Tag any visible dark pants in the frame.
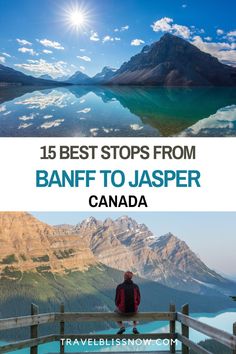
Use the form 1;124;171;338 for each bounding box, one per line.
115;308;138;327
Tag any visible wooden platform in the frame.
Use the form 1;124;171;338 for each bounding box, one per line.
1;305;236;354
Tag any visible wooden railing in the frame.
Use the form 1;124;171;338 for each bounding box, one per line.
0;304;235;354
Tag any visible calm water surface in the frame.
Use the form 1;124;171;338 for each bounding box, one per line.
1;310;235;353
0;86;236;137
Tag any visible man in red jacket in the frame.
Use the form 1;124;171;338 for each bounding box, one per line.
115;271;141;334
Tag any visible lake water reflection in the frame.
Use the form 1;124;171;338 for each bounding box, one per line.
0;86;236;137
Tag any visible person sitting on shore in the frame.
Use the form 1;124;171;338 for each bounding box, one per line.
115;271;141;334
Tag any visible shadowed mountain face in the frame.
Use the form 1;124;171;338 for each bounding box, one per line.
109;34;236;86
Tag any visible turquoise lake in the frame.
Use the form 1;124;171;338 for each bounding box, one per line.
1;310;235;353
0;86;236;137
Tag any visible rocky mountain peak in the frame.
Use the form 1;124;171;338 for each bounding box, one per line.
79;216;101;229
92;66;117;83
102;66;117;73
109;33;236;86
115;215;138;227
0;213;233;296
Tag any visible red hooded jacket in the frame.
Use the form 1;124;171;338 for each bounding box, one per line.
115;279;141;313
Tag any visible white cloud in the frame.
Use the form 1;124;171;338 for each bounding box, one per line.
204;36;212;41
80;49;86;52
131;39;145;46
77;55;91;62
18;123;33;129
103;36;121;43
3;111;12;116
121;25;129;31
227;30;236;37
15;91;72;109
79;66;86;71
77;108;91;113
103;36;113;42
0;56;6;63
17;39;32;46
42;49;53;54
172;24;191;39
2;52;11;58
90;128;99;136
40;119;64;129
0;105;6;112
192;36;236;66
90;31;100;41
14;59;69;78
18;113;36;121
151;17;191;39
179;105;236;137
217;29;224;36
152;17;173;32
130;124;143;131
114;25;129;32
18;47;37;56
38;39;64;50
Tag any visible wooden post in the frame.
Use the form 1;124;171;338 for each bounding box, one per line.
169;304;176;353
181;304;189;354
60;303;65;354
30;303;39;354
233;322;236;354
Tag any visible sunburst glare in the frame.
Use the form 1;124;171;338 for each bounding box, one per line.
63;3;91;32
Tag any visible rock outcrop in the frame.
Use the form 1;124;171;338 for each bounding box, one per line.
0;212;96;275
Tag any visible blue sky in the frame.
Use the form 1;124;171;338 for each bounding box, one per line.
32;212;236;276
0;0;236;78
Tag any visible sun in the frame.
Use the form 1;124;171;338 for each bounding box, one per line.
69;10;86;29
63;3;90;32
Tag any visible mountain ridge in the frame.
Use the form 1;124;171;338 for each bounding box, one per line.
72;215;234;295
0;212;235;297
108;33;236;86
1;34;236;87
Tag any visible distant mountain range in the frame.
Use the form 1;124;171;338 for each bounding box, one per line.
65;66;117;84
0;212;234;340
1;34;236;87
39;74;54;80
0;64;68;87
